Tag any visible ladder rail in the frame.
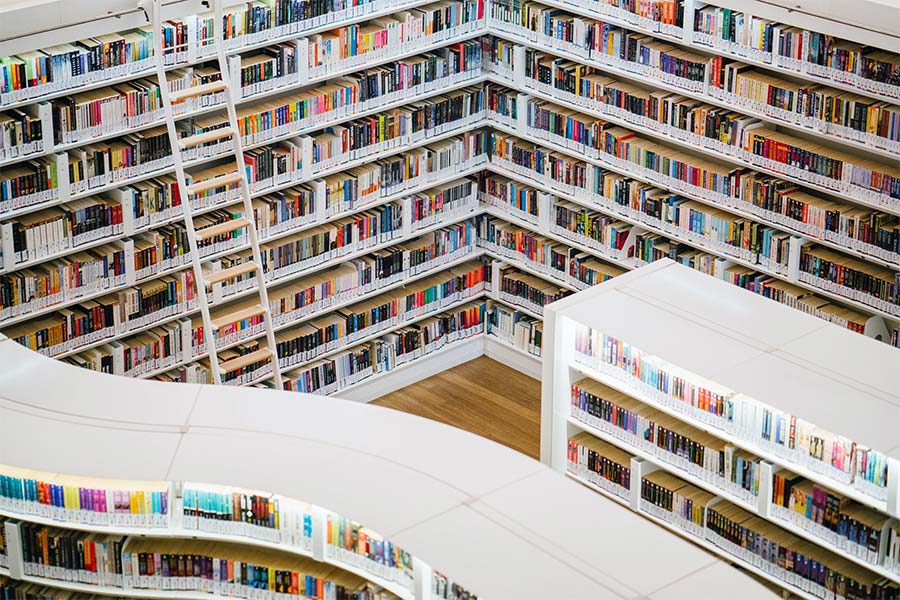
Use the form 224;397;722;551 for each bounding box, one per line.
150;0;224;385
212;0;284;389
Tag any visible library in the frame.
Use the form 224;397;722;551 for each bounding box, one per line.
0;0;897;597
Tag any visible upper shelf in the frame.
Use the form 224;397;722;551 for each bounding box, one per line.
546;259;900;461
0;336;778;600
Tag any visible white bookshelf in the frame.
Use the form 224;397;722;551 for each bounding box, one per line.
541;258;900;599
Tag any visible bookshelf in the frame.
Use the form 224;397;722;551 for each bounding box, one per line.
541;258;900;598
0;332;779;599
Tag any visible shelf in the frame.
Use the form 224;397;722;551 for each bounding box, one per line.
633;502;821;600
487;23;900;206
540;260;900;599
282;288;489;376
566;416;761;515
0;507;314;560
52;209;480;364
0;59;487;223
535;0;900;107
766;508;900;583
570;359;892;516
329;333;485;402
0;0;444;113
489;119;900;324
503;75;900;269
0;158;487;330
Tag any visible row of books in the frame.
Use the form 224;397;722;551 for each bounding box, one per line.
572;324;892;501
478;172;539;224
566;427;900;587
488;3;900;168
0;85;485;218
280;298;487;394
0;37;481;179
326;515;413;587
523;44;900;181
181;484;312;548
771;471;889;567
496;264;571;316
692;3;776;62
0;140;487;353
307;1;485;72
0;0;443;104
0;467;167;528
490;0;899;101
567;432;633;503
703;495;899;598
498;98;900;317
487;132;887;337
571;378;763;505
485;299;542;356
477;215;626;291
49;68;221;146
0;105;47;162
1;199;126;268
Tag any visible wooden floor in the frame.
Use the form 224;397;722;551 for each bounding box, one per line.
372;356;542;459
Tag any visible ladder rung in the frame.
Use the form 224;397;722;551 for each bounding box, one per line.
204;261;259;285
194;217;251;240
211;304;267;330
169;81;229;102
187;172;244;195
219;348;274;372
179;127;235;149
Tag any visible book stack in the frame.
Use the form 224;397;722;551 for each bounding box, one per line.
181;483;312;548
0;465;169;527
326;514;414;590
486;300;542;356
567;432;632;503
122;537;392;598
19;523;124;587
433;572;477;600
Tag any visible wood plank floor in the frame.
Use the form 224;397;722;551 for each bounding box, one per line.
371;356;542;459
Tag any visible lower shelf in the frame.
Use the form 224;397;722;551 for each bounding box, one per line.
483;333;542;380
331;334;487;403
